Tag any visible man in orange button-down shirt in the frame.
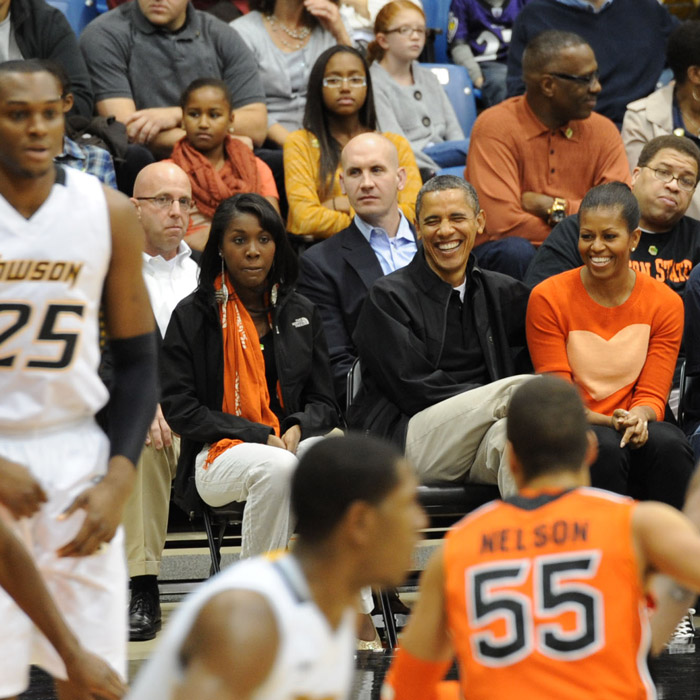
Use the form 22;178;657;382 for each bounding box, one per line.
465;29;630;279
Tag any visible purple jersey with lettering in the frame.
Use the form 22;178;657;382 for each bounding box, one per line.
448;0;528;63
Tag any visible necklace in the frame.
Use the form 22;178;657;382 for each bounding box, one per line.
265;13;310;50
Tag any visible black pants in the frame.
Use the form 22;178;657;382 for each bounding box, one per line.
590;422;694;509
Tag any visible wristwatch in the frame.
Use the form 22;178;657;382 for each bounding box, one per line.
547;197;567;227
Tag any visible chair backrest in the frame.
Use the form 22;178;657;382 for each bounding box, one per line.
422;0;452;63
423;63;478;139
46;0;98;35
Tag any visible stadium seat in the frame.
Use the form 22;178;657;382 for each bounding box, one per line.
423;63;478;139
46;0;98;35
422;0;452;63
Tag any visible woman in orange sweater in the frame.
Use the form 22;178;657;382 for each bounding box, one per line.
526;182;693;508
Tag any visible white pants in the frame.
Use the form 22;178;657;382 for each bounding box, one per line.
0;420;127;696
195;438;322;559
405;375;534;497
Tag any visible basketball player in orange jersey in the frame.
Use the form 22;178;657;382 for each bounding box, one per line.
384;375;700;700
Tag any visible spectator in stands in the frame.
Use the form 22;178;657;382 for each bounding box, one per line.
161;193;340;559
171;78;279;252
448;0;527;107
297;132;417;406
368;1;467;175
125;162;199;643
348;175;532;496
284;45;421;239
526;135;700;294
465;30;630;280
622;21;700;221
506;0;677;127
79;0;267;156
526;182;693;508
340;0;422;44
231;0;351;148
1;0;93;118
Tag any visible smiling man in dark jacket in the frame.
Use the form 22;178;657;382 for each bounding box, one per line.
349;175;532;495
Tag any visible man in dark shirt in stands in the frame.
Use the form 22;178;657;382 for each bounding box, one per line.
526;135;700;296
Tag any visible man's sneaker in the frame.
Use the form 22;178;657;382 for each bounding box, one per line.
666;608;696;654
129;588;162;642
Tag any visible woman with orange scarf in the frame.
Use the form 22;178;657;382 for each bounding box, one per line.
171;79;280;252
160;194;339;558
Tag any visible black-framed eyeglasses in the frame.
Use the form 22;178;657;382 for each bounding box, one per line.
643;166;697;192
136;195;193;212
384;25;426;37
322;76;367;89
549;70;600;88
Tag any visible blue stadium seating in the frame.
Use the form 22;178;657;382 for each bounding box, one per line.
46;0;98;35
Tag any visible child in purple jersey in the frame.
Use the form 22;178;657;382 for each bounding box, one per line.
448;0;528;106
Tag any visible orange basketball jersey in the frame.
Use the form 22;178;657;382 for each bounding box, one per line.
443;488;655;700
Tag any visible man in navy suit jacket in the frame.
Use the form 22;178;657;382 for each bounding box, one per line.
297;133;418;408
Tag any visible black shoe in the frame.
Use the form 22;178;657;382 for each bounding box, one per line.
129;588;162;642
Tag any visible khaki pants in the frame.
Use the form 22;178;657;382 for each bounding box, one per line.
405;375;534;497
123;437;179;578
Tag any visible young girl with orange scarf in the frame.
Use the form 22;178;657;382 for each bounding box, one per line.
171;79;280;251
160;194;339;558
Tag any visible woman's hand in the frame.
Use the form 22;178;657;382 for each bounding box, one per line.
304;0;351;44
613;408;650;449
281;425;302;454
267;434;286;449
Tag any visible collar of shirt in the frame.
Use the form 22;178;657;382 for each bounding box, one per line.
57;136;86;162
554;0;614;12
142;240;194;271
453;279;467;303
132;0;198;38
354;210;413;244
520;95;581;142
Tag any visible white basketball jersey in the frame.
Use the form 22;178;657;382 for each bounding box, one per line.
0;167;111;432
128;555;356;700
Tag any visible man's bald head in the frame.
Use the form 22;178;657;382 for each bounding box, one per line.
131;162;192;261
339;133;406;229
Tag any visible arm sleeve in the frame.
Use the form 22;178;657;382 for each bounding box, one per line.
255;158;279;198
216;25;266;108
631;291;684;420
354;283;485;416
525;284;574;382
438;83;466;141
465;116;550;243
79;20;134;102
524;215;582;287
451;42;483;87
620;107;649;175
297;252;356;404
280;305;341;436
590;121;633;189
372;82;408;139
160;306;273;445
393;134;421;225
284;131;352;236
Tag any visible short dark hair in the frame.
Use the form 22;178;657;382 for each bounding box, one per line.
180;78;232;111
637;134;700;183
292;434;403;545
579;182;640;232
198;193;298;302
0;59;64;95
522;30;589;77
416;175;479;220
303;46;377;200
507;376;589;481
667;20;700;86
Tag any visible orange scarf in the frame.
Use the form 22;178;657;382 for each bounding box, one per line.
171;135;261;219
205;273;280;468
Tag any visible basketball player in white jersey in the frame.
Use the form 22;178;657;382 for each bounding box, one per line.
0;59;157;698
127;434;427;700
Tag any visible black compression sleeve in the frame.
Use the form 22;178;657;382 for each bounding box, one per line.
107;331;158;465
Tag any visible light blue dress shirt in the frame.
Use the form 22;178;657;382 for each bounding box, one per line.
354;211;417;276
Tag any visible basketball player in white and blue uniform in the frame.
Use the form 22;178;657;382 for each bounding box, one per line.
0;60;157;699
128;435;427;700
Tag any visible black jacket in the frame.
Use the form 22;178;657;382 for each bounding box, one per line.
12;0;94;118
161;287;340;515
348;249;531;446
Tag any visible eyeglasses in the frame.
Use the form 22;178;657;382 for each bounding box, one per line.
322;76;367;89
643;166;697;192
384;25;426;37
549;70;600;88
136;195;193;212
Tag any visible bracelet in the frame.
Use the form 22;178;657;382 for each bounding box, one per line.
332;197;336;211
